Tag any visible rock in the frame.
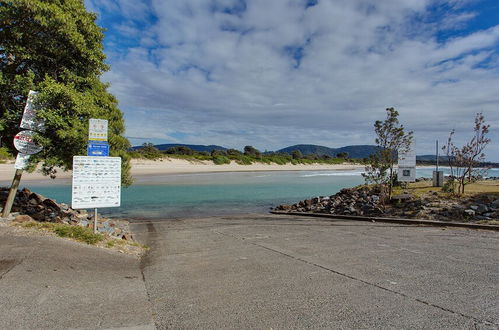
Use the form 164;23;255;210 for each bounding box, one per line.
122;233;133;241
13;215;34;223
42;198;61;212
28;192;44;205
476;204;489;214
470;205;479;211
392;194;412;202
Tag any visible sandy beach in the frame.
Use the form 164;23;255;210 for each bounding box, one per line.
0;158;364;183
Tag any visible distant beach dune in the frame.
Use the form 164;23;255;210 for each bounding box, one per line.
0;158;364;183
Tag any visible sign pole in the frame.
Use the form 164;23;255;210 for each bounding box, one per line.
94;208;98;234
2;169;23;218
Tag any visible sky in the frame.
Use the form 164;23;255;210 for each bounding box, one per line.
84;0;499;160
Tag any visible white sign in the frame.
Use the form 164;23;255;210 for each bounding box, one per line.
72;156;121;209
20;90;45;132
89;119;108;141
398;140;416;167
398;140;416;183
14;153;30;170
13;130;43;155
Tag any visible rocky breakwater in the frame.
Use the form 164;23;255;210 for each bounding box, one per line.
273;185;499;223
0;187;134;240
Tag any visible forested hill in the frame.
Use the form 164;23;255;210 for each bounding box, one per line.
131;143;227;152
276;144;380;159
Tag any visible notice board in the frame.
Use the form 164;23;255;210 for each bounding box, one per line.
72;156;121;209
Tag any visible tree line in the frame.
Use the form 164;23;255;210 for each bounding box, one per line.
130;144;354;165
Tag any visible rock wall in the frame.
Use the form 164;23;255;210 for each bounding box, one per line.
0;188;133;240
273;185;499;222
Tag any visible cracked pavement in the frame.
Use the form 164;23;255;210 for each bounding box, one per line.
132;214;499;329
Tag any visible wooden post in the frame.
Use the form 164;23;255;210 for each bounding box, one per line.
2;169;23;218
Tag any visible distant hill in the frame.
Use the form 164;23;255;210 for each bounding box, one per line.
276;144;380;159
416;155;451;162
132;143;227;152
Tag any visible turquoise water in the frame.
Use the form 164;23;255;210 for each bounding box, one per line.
9;167;499;219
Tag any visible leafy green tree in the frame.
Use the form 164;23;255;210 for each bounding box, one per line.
291;150;303;159
243;145;261;158
138;143;163;159
363;108;413;200
336;152;348;159
0;0;132;185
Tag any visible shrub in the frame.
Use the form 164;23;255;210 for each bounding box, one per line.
212;155;231;165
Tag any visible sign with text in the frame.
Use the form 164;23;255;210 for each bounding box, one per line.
88;119;108;141
87;141;109;157
20;90;45;132
13;130;43;155
71;156;121;209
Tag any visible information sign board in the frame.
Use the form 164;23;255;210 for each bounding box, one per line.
13;130;43;155
89;119;108;141
20;90;45;132
71;156;121;209
87;141;109;157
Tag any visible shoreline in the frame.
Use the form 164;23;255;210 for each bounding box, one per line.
0;158;364;183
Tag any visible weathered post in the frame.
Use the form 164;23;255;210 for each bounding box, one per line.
2;169;23;218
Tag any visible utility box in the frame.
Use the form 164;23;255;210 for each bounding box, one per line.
433;171;444;187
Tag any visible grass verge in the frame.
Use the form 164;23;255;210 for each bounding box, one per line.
20;222;104;245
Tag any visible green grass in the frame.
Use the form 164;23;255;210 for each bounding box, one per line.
20;222;104;245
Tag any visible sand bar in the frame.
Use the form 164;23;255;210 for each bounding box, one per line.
0;158;364;183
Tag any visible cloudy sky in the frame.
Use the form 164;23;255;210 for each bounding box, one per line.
85;0;499;160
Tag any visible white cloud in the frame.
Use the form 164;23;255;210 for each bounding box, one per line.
92;0;499;160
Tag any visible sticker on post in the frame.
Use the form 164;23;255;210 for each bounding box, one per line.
20;90;45;132
87;141;109;156
88;119;108;141
14;153;30;170
13;130;43;155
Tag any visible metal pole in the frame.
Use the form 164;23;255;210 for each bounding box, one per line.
94;208;98;234
2;169;23;218
436;140;439;172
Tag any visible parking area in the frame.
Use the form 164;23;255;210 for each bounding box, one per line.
132;214;499;329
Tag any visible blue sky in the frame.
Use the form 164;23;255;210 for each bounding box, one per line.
85;0;499;160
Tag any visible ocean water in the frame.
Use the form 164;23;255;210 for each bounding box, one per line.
10;167;499;219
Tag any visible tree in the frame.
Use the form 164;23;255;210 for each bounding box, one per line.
336;152;349;159
291;150;303;159
139;143;163;159
243;145;261;158
442;113;490;194
363;108;413;201
0;0;132;185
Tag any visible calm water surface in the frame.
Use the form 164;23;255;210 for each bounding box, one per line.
10;167;499;219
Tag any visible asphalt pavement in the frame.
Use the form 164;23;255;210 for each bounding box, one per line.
131;214;499;329
0;225;155;329
2;214;498;329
